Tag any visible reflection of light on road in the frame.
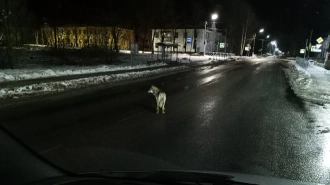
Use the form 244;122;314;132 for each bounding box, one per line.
203;76;216;84
310;104;330;170
197;65;227;75
322;135;330;168
195;98;216;127
198;75;221;86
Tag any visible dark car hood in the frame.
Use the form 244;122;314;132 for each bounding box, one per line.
41;147;324;185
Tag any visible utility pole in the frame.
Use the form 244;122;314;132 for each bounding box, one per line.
258;39;265;55
224;29;227;53
307;29;313;59
304;39;308;60
325;35;330;63
252;33;256;57
203;21;207;56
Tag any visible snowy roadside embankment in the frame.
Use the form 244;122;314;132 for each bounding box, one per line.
0;63;166;83
0;66;188;100
284;60;330;103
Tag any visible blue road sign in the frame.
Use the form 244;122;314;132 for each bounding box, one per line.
187;36;192;44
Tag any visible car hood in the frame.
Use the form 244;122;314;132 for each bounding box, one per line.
43;147;324;185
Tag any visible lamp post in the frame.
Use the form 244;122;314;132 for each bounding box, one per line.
252;28;264;57
211;13;218;53
258;35;270;56
203;13;218;56
203;21;207;56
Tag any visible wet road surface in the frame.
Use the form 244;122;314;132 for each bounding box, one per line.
1;59;329;184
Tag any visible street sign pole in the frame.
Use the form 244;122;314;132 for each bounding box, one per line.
308;29;313;59
304;39;308;60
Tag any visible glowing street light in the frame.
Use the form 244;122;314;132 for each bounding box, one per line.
267;35;270;39
211;13;218;20
204;13;219;56
253;28;265;56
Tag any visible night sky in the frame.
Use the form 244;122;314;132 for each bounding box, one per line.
248;0;330;51
28;0;330;52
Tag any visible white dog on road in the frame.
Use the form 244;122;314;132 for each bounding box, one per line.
148;85;166;114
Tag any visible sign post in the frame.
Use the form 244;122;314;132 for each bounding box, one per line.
311;45;322;52
317;37;324;44
220;43;225;48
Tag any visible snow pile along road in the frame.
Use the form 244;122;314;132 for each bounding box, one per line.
0;63;166;83
285;60;330;103
0;66;188;100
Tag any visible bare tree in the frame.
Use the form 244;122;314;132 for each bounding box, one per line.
223;0;259;55
0;0;32;68
111;27;122;52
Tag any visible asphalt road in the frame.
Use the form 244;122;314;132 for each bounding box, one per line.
1;59;329;184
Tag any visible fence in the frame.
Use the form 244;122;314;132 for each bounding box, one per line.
207;52;235;60
296;57;309;69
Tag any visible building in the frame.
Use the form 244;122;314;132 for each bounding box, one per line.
151;26;225;54
35;25;134;49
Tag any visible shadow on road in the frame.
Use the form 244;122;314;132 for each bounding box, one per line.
285;87;305;110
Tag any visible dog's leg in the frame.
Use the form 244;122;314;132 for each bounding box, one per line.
162;97;166;114
156;100;160;114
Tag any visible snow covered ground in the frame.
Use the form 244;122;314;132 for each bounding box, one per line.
285;60;330;103
0;62;166;83
0;47;237;100
0;51;236;83
0;66;189;100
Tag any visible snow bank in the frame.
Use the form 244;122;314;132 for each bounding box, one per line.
0;66;188;100
0;63;166;83
285;60;330;103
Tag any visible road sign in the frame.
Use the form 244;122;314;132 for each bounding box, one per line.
220;43;225;48
316;44;322;49
245;44;251;51
300;49;305;54
317;37;324;44
311;45;321;52
186;36;192;44
130;42;138;54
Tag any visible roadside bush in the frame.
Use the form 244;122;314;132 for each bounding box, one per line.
75;46;118;65
45;46;118;66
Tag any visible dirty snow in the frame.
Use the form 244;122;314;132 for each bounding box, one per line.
285;60;330;103
0;66;189;99
0;63;166;83
0;51;237;83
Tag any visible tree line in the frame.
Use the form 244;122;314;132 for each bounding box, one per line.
1;0;261;69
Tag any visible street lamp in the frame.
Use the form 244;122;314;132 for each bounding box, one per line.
259;35;270;56
203;21;208;56
211;13;218;52
252;28;265;57
211;13;218;20
204;13;218;56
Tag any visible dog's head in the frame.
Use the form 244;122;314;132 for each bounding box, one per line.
148;85;157;94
